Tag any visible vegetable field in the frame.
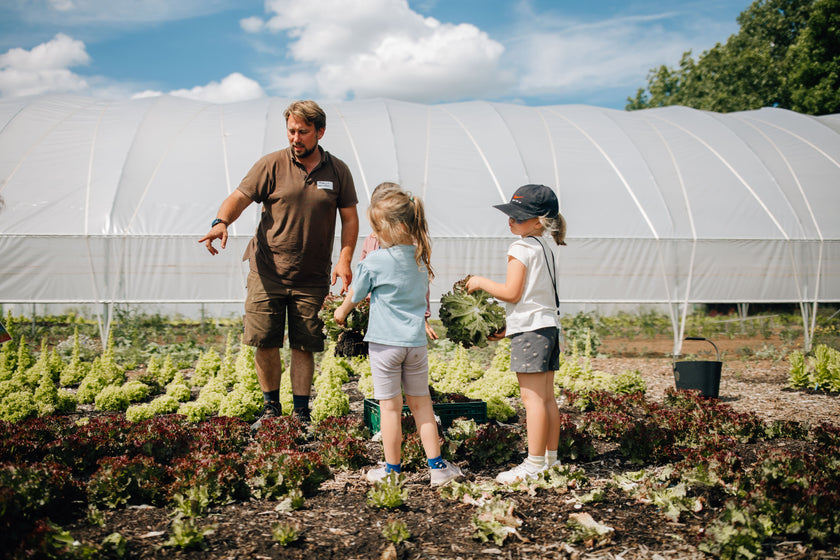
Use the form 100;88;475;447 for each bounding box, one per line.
1;308;839;559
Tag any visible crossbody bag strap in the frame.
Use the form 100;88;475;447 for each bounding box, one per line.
529;236;559;308
529;236;565;348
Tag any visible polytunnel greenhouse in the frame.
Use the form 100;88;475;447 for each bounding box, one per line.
1;94;839;351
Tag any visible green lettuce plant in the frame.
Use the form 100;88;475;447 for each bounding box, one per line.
170;486;211;518
566;511;613;547
76;334;125;404
366;472;408;508
34;369;76;417
164;371;191;402
439;276;505;348
272;521;301;546
471;496;520;545
382;519;410;544
563;312;602;356
164;514;216;551
311;376;350;422
319;294;370;357
177;400;213;423
189;348;221;388
94;385;130;412
0;390;38;422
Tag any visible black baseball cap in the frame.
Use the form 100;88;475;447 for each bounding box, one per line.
493;184;559;221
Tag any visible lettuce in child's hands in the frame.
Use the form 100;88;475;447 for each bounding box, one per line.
319;294;369;357
439;276;505;348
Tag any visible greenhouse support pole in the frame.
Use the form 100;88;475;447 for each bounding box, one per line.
737;303;749;335
800;301;816;353
99;303;111;344
669;302;685;356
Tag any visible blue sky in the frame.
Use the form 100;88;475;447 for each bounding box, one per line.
0;0;750;109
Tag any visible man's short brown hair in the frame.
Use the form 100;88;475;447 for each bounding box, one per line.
284;100;326;130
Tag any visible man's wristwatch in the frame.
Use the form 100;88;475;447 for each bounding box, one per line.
211;218;227;228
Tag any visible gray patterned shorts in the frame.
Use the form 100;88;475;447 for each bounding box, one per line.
509;326;561;373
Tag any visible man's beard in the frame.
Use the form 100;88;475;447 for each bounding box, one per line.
293;142;318;160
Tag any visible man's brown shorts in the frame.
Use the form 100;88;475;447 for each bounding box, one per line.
243;270;329;352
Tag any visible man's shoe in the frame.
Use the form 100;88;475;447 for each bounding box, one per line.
251;401;281;431
430;460;464;487
292;407;311;424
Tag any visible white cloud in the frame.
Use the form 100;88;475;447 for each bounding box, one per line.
0;0;744;106
508;10;737;101
48;0;76;11
319;23;508;102
133;72;266;103
0;32;89;70
10;0;240;25
252;0;509;103
239;16;264;33
0;33;90;97
264;70;320;100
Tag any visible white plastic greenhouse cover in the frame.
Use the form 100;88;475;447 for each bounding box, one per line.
1;94;839;349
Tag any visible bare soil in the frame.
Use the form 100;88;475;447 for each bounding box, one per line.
66;334;840;560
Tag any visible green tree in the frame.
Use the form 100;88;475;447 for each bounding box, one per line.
788;0;840;113
627;0;839;115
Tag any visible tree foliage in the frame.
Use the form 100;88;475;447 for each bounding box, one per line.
627;0;840;115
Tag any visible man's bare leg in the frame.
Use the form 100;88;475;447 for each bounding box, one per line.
252;346;284;429
290;348;314;420
255;346;283;392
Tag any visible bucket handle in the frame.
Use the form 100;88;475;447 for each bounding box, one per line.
674;336;721;364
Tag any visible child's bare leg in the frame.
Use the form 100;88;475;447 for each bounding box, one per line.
545;370;560;452
517;372;550;456
405;394;441;459
379;395;404;465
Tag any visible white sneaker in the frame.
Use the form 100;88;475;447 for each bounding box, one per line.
366;465;400;484
495;460;545;484
429;460;464;487
545;459;562;469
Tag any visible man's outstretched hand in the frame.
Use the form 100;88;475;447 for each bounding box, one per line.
199;223;228;255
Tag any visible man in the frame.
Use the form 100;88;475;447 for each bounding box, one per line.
199;100;359;428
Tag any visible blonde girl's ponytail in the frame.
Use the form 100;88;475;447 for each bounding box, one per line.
367;187;435;279
407;193;434;280
553;212;567;246
539;212;567;246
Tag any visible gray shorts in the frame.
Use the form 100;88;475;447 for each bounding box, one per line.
509;326;561;373
368;343;430;400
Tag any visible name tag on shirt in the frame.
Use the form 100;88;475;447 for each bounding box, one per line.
316;181;334;190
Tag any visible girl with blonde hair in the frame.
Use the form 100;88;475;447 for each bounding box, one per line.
335;184;462;486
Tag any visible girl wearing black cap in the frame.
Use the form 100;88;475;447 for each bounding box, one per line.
466;184;566;484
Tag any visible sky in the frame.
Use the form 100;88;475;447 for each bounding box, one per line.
0;0;751;110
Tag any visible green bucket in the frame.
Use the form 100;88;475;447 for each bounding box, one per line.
673;337;722;399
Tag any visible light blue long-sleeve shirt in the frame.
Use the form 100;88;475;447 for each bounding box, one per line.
350;244;429;347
